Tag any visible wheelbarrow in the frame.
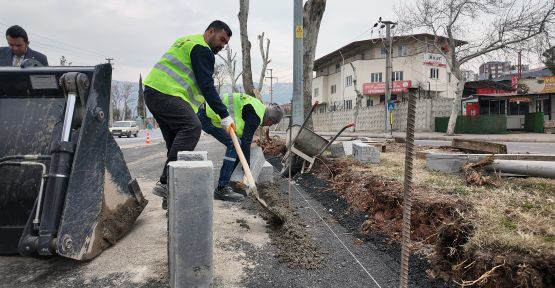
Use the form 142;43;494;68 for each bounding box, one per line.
281;123;354;176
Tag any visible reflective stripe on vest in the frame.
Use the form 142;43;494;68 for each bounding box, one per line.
153;63;201;109
205;93;266;137
228;93;235;119
144;34;209;112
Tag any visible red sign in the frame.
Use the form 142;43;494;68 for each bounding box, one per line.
363;80;412;95
511;75;519;88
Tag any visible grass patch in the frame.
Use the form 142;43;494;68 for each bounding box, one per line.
375;150;555;256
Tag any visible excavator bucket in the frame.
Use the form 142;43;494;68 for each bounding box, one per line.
0;64;147;260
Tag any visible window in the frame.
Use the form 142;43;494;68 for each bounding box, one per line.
331;84;336;94
335;64;341;73
392;71;403;81
380;47;387;56
379;95;385;103
345;100;353;109
367;99;373;107
430;68;439;79
314;88;319;98
371;72;383;83
448;72;452;82
345;75;353;87
508;101;529;115
397;45;407;56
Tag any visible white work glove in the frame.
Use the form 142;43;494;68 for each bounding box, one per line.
221;116;235;132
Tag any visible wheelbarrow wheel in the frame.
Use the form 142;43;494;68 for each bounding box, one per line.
280;155;304;178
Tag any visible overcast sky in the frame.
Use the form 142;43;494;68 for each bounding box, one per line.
0;0;403;82
0;0;542;83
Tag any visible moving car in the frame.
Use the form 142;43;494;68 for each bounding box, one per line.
110;121;139;138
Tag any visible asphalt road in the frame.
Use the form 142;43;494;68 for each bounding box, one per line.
415;139;555;154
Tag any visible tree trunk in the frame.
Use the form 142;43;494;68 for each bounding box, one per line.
302;0;327;129
238;0;255;96
446;78;465;135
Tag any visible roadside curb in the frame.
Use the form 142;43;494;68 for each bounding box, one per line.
271;131;555;143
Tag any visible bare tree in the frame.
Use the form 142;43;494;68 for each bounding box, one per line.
213;63;228;94
111;82;124;121
218;46;242;92
238;0;255;96
543;46;555;74
257;32;271;99
349;63;364;132
398;0;555;135
120;82;134;120
303;0;327;127
111;81;135;121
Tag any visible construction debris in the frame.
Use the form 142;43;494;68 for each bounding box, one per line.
452;138;507;154
461;156;498;187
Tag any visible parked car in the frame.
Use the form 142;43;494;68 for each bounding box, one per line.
109;121;139;138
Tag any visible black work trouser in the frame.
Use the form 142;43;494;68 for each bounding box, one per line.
144;87;202;184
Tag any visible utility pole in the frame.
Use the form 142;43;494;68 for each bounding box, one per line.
265;68;278;103
381;19;396;132
292;0;304;125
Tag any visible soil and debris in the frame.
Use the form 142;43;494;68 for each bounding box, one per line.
277;140;555;288
255;136;286;156
460;156;499;187
241;183;327;269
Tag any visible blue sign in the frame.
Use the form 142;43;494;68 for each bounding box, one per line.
387;101;395;111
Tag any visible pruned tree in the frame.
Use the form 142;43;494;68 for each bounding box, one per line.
397;0;555;135
543;46;555;74
213;63;227;94
257;32;271;99
349;63;364;132
303;0;327;128
238;0;255;96
218;46;242;92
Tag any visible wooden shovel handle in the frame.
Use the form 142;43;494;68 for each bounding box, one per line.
227;127;257;192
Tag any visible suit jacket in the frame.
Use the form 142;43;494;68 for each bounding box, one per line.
0;47;48;66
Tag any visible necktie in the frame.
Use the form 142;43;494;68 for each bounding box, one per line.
14;56;22;67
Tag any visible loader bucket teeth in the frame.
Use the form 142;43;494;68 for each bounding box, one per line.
0;64;147;260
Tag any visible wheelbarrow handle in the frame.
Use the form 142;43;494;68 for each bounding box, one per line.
318;122;356;156
287;101;319;152
298;101;319;131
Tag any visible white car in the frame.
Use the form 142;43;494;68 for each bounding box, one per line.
110;121;139;138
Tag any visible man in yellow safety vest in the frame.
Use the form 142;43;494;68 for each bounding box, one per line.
198;93;283;202
143;20;235;199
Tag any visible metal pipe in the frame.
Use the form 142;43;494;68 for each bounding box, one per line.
487;160;555;178
0;155;51;163
61;92;77;142
292;0;304;125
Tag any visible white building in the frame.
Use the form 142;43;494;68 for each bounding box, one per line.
312;34;464;112
461;70;478;82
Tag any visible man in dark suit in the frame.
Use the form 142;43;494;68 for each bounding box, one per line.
0;25;48;67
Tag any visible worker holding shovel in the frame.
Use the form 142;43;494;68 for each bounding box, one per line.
198;93;283;202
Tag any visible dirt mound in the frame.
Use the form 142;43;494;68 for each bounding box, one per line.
309;157;554;287
255;136;286;156
241;183;327;269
